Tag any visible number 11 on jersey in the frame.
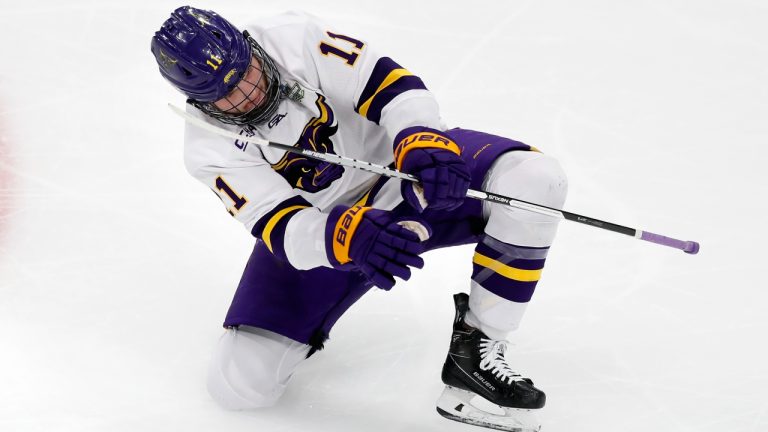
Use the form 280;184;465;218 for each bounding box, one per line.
319;31;365;66
215;176;248;216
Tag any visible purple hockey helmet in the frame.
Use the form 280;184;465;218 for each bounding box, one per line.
151;6;282;125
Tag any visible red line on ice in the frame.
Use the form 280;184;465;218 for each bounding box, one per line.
0;109;12;244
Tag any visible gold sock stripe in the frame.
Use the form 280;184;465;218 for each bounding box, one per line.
262;205;309;253
472;252;542;282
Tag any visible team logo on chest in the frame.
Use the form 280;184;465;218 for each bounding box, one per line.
270;95;344;192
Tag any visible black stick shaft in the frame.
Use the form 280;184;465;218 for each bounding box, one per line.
481;190;636;236
170;103;699;254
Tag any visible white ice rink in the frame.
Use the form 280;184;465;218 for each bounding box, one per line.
1;1;767;431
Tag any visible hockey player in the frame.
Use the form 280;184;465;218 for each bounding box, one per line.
152;7;567;431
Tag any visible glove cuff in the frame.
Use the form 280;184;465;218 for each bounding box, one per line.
393;126;461;171
325;205;372;267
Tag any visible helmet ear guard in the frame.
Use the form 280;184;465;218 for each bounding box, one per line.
151;7;282;126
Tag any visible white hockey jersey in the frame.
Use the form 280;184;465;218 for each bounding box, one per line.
183;11;445;270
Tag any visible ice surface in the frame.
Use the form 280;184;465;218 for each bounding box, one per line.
1;1;767;431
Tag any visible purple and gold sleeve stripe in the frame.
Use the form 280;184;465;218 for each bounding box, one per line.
355;57;427;124
471;236;549;303
251;196;312;260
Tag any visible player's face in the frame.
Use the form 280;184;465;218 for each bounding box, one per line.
212;55;268;115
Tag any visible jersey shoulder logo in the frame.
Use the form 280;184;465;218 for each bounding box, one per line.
270;94;344;192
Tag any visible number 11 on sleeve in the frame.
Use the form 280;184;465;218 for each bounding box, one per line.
215;176;248;216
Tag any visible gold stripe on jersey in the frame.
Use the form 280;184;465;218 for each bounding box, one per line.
357;68;413;118
262;205;309;253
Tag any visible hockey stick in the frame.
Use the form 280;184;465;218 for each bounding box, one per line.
169;103;700;255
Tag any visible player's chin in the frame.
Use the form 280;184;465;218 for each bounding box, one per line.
249;93;266;110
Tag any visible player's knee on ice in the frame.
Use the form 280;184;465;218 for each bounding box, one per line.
483;151;568;247
206;326;309;410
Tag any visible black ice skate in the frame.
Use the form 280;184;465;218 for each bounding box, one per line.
436;293;544;432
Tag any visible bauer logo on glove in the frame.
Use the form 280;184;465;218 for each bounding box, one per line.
332;205;370;262
325;205;429;290
394;127;472;212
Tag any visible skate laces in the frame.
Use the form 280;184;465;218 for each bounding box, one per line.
478;339;523;385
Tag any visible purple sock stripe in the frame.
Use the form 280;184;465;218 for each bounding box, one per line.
473;271;537;303
474;241;504;260
480;234;550;260
472;266;497;288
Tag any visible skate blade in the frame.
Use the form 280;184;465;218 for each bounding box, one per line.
436;386;541;432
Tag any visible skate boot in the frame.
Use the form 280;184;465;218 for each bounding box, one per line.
436;293;544;432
